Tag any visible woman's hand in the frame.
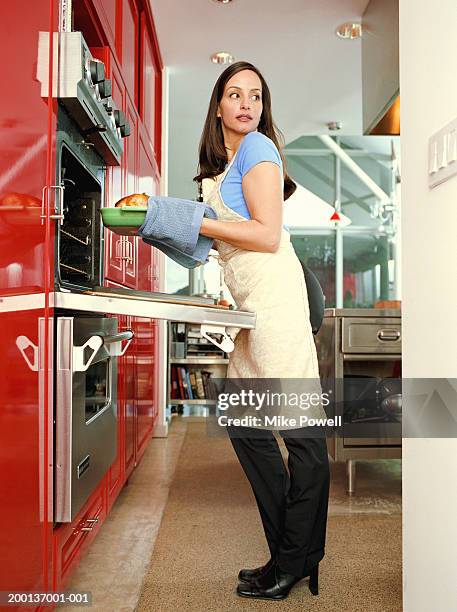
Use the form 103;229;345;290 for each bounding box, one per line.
199;161;283;253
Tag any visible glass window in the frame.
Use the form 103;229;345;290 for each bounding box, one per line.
290;232;336;308
342;231;392;307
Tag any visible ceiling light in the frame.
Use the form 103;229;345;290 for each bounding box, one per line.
327;121;342;131
211;52;235;64
212;0;234;3
335;22;362;39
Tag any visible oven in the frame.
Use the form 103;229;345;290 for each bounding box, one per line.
55;107;105;291
37;30;130;291
315;308;402;494
54;314;133;523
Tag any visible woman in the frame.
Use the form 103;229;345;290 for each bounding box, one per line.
194;61;330;601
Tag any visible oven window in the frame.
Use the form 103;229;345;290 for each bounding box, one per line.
85;359;111;423
343;359;402;424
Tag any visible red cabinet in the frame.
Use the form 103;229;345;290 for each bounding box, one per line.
140;13;160;147
119;0;139;106
124;94;139;288
137;123;160;292
53;480;106;591
104;54;126;285
135;319;157;461
93;0;117;48
0;0;58;598
104;54;140;289
1;0;163;604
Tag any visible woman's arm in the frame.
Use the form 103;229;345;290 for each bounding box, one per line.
199;161;283;253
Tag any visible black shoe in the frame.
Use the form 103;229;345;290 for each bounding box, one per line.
238;557;274;583
237;559;316;600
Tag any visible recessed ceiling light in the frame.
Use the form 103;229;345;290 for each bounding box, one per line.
335;22;362;39
211;52;235;64
212;0;234;4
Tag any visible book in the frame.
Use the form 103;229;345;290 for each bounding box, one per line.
195;370;206;399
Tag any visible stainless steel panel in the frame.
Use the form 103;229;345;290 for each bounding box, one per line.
324;308;401;318
342;317;401;354
54;289;256;329
55;316;119;523
55;318;74;522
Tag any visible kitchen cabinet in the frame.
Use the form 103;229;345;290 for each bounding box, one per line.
119;0;139;107
123;94;139;289
139;12;160;149
53;479;106;591
104;53;141;289
135;318;157;461
104;53;126;285
92;0;117;49
137;122;160;292
1;0;165;605
0;0;58;600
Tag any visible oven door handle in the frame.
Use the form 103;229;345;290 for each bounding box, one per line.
102;329;134;357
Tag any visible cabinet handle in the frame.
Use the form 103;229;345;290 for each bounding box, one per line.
80;516;99;532
120;239;133;263
377;329;401;341
120;237;129;261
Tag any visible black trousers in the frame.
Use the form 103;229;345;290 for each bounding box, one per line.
226;425;330;578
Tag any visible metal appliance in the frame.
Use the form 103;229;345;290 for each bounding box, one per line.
55;314;133;522
37;31;129;164
315;308;402;494
55;106;106;291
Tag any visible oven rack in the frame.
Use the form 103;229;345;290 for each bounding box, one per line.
60;227;90;246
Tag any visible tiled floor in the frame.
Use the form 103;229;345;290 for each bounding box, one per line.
57;415;401;611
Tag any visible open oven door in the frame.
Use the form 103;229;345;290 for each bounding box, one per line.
53;286;256;352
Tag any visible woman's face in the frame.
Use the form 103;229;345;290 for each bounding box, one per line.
217;69;263;136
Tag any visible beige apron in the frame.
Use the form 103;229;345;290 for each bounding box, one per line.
201;151;328;430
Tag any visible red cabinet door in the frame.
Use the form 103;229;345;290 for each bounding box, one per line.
139;14;159;147
119;0;139;106
123;94;139;288
0;0;58;597
92;0;117;48
53;479;106;591
104;54;126;285
135;319;156;460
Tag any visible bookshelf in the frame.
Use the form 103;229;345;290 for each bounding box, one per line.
167;322;229;415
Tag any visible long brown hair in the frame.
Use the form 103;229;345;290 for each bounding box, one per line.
193;61;297;201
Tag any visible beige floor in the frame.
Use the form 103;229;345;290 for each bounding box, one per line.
58;415;402;611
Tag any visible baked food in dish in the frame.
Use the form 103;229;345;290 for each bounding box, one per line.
114;193;149;207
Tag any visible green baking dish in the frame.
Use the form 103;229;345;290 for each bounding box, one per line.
100;206;148;236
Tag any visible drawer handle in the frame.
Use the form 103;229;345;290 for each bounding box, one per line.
377;329;400;341
80;517;99;532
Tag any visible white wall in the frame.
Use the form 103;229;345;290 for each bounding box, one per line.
400;1;457;610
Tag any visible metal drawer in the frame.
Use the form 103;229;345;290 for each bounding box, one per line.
341;317;401;353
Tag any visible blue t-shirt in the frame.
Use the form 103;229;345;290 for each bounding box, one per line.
220;131;283;220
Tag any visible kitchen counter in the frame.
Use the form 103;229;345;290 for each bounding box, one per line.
324;308;401;318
